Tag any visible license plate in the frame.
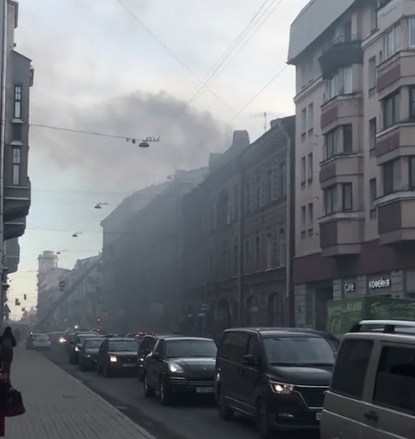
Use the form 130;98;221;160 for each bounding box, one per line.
196;387;214;394
316;412;322;421
123;364;136;368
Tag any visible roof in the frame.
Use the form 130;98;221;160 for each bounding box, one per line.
223;327;332;337
288;0;356;63
159;336;214;342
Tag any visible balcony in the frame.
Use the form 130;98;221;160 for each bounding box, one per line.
4;178;31;222
377;196;415;246
319;215;364;258
321;94;363;132
375;122;415;164
4;217;26;241
319;35;363;80
319;154;363;187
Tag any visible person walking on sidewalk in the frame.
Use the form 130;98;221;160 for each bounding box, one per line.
0;327;16;375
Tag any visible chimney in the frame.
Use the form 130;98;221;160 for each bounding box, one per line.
231;130;249;150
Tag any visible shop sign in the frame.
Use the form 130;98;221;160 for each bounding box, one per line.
368;278;391;290
344;282;356;293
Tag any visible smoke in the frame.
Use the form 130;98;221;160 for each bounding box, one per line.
30;90;232;189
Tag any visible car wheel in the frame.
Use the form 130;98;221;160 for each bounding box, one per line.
159;377;171;406
104;363;112;378
256;399;271;439
218;387;234;420
143;374;155;398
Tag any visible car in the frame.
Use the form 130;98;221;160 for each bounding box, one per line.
97;337;139;377
78;337;105;371
215;327;339;438
48;331;65;345
143;336;217;406
26;332;52;350
321;319;415;439
137;334;180;381
69;332;100;365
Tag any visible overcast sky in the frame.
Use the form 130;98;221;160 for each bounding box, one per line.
8;0;309;320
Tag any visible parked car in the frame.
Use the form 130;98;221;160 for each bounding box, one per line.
78;337;105;371
137;334;180;381
143;336;217;406
97;337;139;377
321;319;415;439
69;332;100;365
215;327;339;438
26;332;52;350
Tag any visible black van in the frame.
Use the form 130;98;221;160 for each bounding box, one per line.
215;328;339;438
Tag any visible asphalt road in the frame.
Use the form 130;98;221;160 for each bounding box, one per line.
40;344;319;439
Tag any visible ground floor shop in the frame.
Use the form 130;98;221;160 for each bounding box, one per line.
293;240;415;330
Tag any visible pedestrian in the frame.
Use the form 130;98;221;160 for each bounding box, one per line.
0;327;16;376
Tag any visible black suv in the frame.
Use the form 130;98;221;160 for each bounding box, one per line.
143;336;217;406
215;328;339;438
97;337;139;377
78;337;105;371
69;332;99;365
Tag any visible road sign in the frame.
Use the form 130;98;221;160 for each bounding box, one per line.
59;281;66;290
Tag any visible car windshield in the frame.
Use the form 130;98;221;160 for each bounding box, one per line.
263;336;337;366
84;339;104;348
35;334;49;341
165;339;217;358
109;340;137;351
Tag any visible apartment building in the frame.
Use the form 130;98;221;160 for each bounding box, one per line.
288;0;415;329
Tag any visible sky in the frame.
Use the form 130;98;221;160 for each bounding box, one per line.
8;0;309;320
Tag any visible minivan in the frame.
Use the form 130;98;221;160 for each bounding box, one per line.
215;327;339;438
321;319;415;439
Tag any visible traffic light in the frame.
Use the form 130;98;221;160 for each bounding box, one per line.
96;317;101;323
24;294;27;300
15;299;18;305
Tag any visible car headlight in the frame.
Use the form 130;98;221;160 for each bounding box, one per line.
168;363;184;374
270;381;295;394
110;355;117;363
86;354;91;358
59;337;66;343
74;346;80;352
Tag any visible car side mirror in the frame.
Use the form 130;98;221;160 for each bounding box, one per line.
242;354;258;367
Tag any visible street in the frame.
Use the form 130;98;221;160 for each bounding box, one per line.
41;344;318;439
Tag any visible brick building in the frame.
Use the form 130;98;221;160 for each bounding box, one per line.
181;118;295;339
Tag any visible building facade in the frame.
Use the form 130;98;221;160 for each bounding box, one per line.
288;0;415;330
181;119;295;339
0;0;33;320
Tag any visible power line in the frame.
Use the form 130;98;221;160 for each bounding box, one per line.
115;0;232;110
228;65;288;123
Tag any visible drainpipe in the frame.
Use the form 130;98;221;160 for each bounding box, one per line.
0;0;9;324
277;119;294;327
237;158;244;327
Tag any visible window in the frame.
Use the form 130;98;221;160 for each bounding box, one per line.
330;339;373;399
410;157;415;190
307;203;313;235
307;153;313;182
255;237;260;270
342;183;352;210
256;177;262;208
244;183;250;214
410;87;415;119
410;17;415;48
12;148;20;186
279;229;286;266
234;185;239;220
279;162;286;196
266;170;272;203
369;56;376;89
234;244;238;275
325;129;338;159
383;92;399;129
267;234;272;269
343;20;352;42
370;178;377;219
383;159;400;195
301;206;306;239
300;157;306;186
325;185;338;215
12;124;22;141
369;118;377;150
326;75;337;101
210;255;214;276
370;3;378;32
307;103;314;131
272;166;278;200
342;66;353;94
301;108;307;134
373;346;415;414
383;24;400;60
343;124;353;153
244;240;250;271
14;85;22;119
325;66;353;101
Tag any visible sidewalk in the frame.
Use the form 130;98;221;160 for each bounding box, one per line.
4;346;156;439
